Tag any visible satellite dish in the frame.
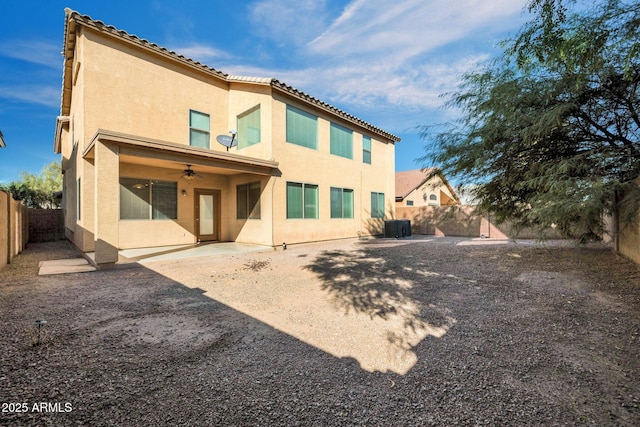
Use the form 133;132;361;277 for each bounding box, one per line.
216;134;237;151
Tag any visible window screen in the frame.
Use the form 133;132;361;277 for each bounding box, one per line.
330;123;353;159
238;106;261;149
286;105;317;149
287;182;318;219
189;110;210;148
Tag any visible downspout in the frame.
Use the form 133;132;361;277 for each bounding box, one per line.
360;170;363;237
271;172;277;247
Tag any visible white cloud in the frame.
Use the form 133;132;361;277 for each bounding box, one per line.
308;0;526;61
247;0;330;46
0;85;60;108
169;43;231;63
219;54;487;133
213;0;529;132
0;40;61;68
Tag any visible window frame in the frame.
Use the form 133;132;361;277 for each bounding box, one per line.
237;181;261;220
286;105;318;150
189;109;210;149
119;177;178;221
237;105;261;149
362;135;372;164
330;187;354;219
286;181;319;219
371;191;385;219
330;122;353;159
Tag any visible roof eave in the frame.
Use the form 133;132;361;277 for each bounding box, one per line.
270;80;401;143
54;115;70;154
84;129;280;175
60;8;76;117
59;9;401;147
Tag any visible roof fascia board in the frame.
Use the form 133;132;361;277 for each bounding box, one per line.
53;116;70;154
84;130;279;173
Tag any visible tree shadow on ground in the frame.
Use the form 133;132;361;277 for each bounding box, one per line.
304;240;459;342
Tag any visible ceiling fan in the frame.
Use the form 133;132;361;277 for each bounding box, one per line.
180;164;199;180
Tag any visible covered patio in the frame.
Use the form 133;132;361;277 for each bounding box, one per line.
80;130;279;266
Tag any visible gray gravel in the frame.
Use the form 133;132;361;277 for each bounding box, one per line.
1;237;639;426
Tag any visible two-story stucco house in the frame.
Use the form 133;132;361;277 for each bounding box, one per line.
54;9;400;266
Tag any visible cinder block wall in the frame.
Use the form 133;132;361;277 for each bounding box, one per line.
395;206;564;239
0;191;8;269
0;190;29;269
616;180;640;264
29;209;65;243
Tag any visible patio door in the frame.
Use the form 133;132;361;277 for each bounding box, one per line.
195;189;220;242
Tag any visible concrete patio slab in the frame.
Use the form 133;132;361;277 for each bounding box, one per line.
118;241;273;264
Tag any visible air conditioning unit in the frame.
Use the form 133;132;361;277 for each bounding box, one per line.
384;220;411;238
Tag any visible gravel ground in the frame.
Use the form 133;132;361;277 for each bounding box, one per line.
1;237;639;426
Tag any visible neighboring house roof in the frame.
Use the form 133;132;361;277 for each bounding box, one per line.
0;130;5;148
395;168;459;202
59;9;401;144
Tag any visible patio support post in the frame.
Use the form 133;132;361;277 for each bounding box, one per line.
94;140;119;265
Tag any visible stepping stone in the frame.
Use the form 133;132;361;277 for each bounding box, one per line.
38;258;97;275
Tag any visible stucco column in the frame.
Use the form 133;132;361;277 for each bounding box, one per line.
94;140;119;265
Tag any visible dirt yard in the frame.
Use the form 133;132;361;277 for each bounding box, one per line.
1;237;639;426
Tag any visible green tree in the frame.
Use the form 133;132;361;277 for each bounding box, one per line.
1;161;63;209
421;0;640;239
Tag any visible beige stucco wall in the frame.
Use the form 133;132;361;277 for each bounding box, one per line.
60;23;397;255
228;83;274;161
81;29;230;153
270;96;396;244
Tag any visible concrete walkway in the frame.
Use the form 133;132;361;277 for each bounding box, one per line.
38;258;97;275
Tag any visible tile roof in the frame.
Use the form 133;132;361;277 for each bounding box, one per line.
395;169;436;199
61;9;401;143
394;167;458;201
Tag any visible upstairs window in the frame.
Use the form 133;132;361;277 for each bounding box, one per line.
362;136;372;164
330;123;353;159
237;106;261;149
189;110;210;148
286;105;317;149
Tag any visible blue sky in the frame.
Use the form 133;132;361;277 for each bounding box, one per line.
0;0;531;183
